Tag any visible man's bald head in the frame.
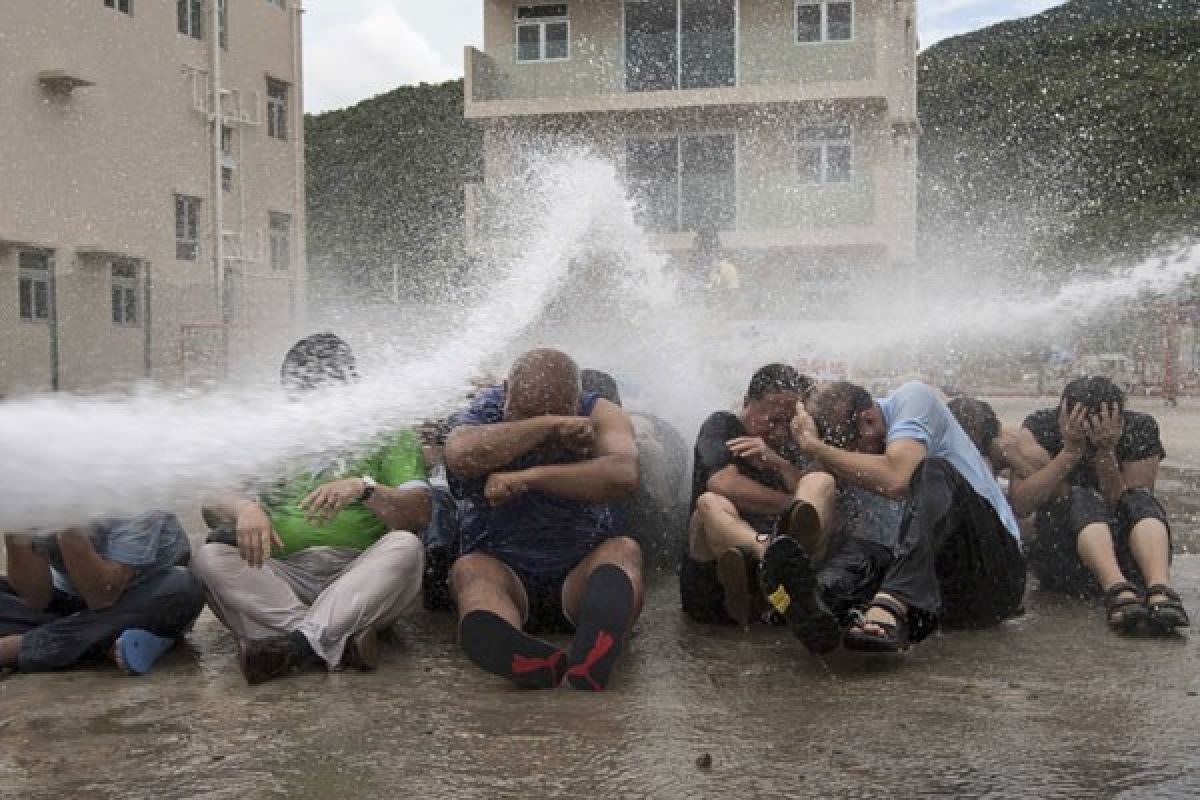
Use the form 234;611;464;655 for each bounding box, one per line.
504;348;582;420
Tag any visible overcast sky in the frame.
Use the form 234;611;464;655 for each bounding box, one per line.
303;0;1068;114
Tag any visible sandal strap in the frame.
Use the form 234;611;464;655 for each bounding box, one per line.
1146;584;1181;603
867;595;908;623
1104;581;1142;601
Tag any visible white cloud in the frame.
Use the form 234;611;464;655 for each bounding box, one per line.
303;0;459;113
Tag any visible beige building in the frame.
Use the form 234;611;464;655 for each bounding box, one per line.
465;0;918;318
0;0;306;394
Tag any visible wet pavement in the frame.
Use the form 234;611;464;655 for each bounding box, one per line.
4;555;1200;799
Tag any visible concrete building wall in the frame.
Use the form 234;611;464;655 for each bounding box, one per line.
0;0;305;395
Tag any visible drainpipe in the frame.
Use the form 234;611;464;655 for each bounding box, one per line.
291;0;307;334
49;252;59;391
210;0;227;371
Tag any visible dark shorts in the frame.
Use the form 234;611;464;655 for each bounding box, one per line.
471;552;586;636
1028;486;1171;597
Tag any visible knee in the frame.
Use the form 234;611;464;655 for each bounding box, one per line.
604;535;643;571
153;567;207;616
189;542;237;584
448;553;493;595
377;531;425;574
695;491;732;520
798;470;836;499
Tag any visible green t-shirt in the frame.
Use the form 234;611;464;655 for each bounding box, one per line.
262;430;426;556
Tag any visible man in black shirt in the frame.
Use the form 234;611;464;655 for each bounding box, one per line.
1011;376;1188;634
681;364;832;627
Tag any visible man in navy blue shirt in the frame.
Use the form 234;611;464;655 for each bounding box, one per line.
446;349;641;691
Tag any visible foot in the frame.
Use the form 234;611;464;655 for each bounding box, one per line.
340;627;379;672
460;610;566;689
113;629;175;675
1145;583;1190;634
0;635;22;669
1104;581;1148;634
716;547;755;628
843;594;910;653
237;634;317;685
759;534;841;654
565;564;636;692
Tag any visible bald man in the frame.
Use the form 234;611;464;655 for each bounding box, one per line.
445;349;642;691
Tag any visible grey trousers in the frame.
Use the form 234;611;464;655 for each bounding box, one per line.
191;532;424;668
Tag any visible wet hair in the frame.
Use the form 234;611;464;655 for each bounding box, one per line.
1061;375;1125;415
808;381;874;449
948;396;1001;455
744;363;814;406
582;369;622;407
280;332;358;391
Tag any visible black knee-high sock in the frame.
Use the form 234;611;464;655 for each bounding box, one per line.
459;610;566;690
566;565;635;692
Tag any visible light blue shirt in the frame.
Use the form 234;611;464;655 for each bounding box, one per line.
877;382;1021;543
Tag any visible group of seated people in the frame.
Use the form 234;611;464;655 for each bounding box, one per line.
0;335;1189;692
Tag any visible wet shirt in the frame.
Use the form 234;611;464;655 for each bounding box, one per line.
1022;408;1165;491
43;511;190;597
878;382;1021;542
262;430;427;556
448;386;614;578
690;411;807;534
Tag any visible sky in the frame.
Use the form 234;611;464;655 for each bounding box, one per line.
303;0;1068;114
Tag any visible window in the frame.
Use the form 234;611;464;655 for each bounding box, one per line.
796;1;853;43
221;125;235;192
624;0;736;92
218;0;228;49
797;125;853;184
626;133;736;233
515;5;569;63
18;250;52;323
111;260;140;326
178;0;203;39
104;0;133;15
267;78;289;141
267;0;286;7
175;194;201;260
269;212;291;271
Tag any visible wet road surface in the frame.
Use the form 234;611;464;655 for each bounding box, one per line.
4;556;1200;799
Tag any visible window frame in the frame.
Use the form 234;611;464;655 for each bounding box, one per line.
18;249;53;324
178;0;204;39
221;125;236;193
514;5;571;64
269;211;292;272
621;0;740;92
266;78;289;141
794;0;854;45
104;0;133;15
110;259;141;327
175;194;202;261
624;131;739;234
796;124;854;185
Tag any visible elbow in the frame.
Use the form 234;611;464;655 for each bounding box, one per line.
81;590;121;611
443;439;481;480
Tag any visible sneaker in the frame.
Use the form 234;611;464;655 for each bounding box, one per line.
759;535;842;655
237;635;306;685
716;546;756;627
341;627;379;672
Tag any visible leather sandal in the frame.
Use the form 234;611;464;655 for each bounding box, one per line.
843;595;910;653
1145;583;1190;634
1103;581;1148;634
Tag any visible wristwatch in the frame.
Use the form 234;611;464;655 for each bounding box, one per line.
360;475;378;502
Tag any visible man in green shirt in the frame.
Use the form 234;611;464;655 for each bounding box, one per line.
193;334;440;684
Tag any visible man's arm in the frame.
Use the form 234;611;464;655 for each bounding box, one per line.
445;416;567;479
56;529;136;611
706;465;794;515
203;492;282;569
988;427;1046;481
1007;429;1079;518
488;400;639;505
801;438;927;499
3;534;54;611
1120;457;1159;493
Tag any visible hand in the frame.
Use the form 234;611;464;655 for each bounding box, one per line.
300;478;368;526
1085;402;1123;452
235;503;284;568
1058;401;1089;454
789;401;822;455
550;416;594;455
726;436;782;471
484;471;531;506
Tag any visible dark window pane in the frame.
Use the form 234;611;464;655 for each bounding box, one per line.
34;281;49;320
681;134;736;231
828;2;853;40
545;22;569;59
796;4;821;42
517;24;541;61
681;0;736;89
625;0;677;92
19;277;32;320
827;144;852;182
125;290;139;325
177;0;188;34
626;137;680;233
517;4;567;19
798;146;822;183
112;287;122;324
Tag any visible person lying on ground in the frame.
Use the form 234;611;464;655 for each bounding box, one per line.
1010;376;1188;635
0;511;203;675
193;332;453;684
765;381;1026;655
445;348;641;691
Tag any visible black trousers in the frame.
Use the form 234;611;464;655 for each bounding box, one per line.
0;567;205;672
1028;486;1170;597
874;458;1026;642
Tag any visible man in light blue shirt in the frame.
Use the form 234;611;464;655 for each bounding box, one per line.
765;381;1025;654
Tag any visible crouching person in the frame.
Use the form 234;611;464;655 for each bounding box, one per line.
192;333;434;684
0;511;203;675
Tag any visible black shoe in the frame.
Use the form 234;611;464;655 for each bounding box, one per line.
716;547;756;628
340;628;379;672
759;535;841;654
237;634;316;685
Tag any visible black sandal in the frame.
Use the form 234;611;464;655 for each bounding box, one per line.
1103;581;1148;634
1145;583;1190;634
843;595;910;653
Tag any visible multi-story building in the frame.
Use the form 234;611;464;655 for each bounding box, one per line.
464;0;917;321
0;0;306;394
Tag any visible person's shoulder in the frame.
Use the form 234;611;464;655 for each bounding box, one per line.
451;385;505;427
1023;407;1058;430
698;410;739;433
1123;410;1159;430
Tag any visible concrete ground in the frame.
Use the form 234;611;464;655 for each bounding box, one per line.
4;395;1200;799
